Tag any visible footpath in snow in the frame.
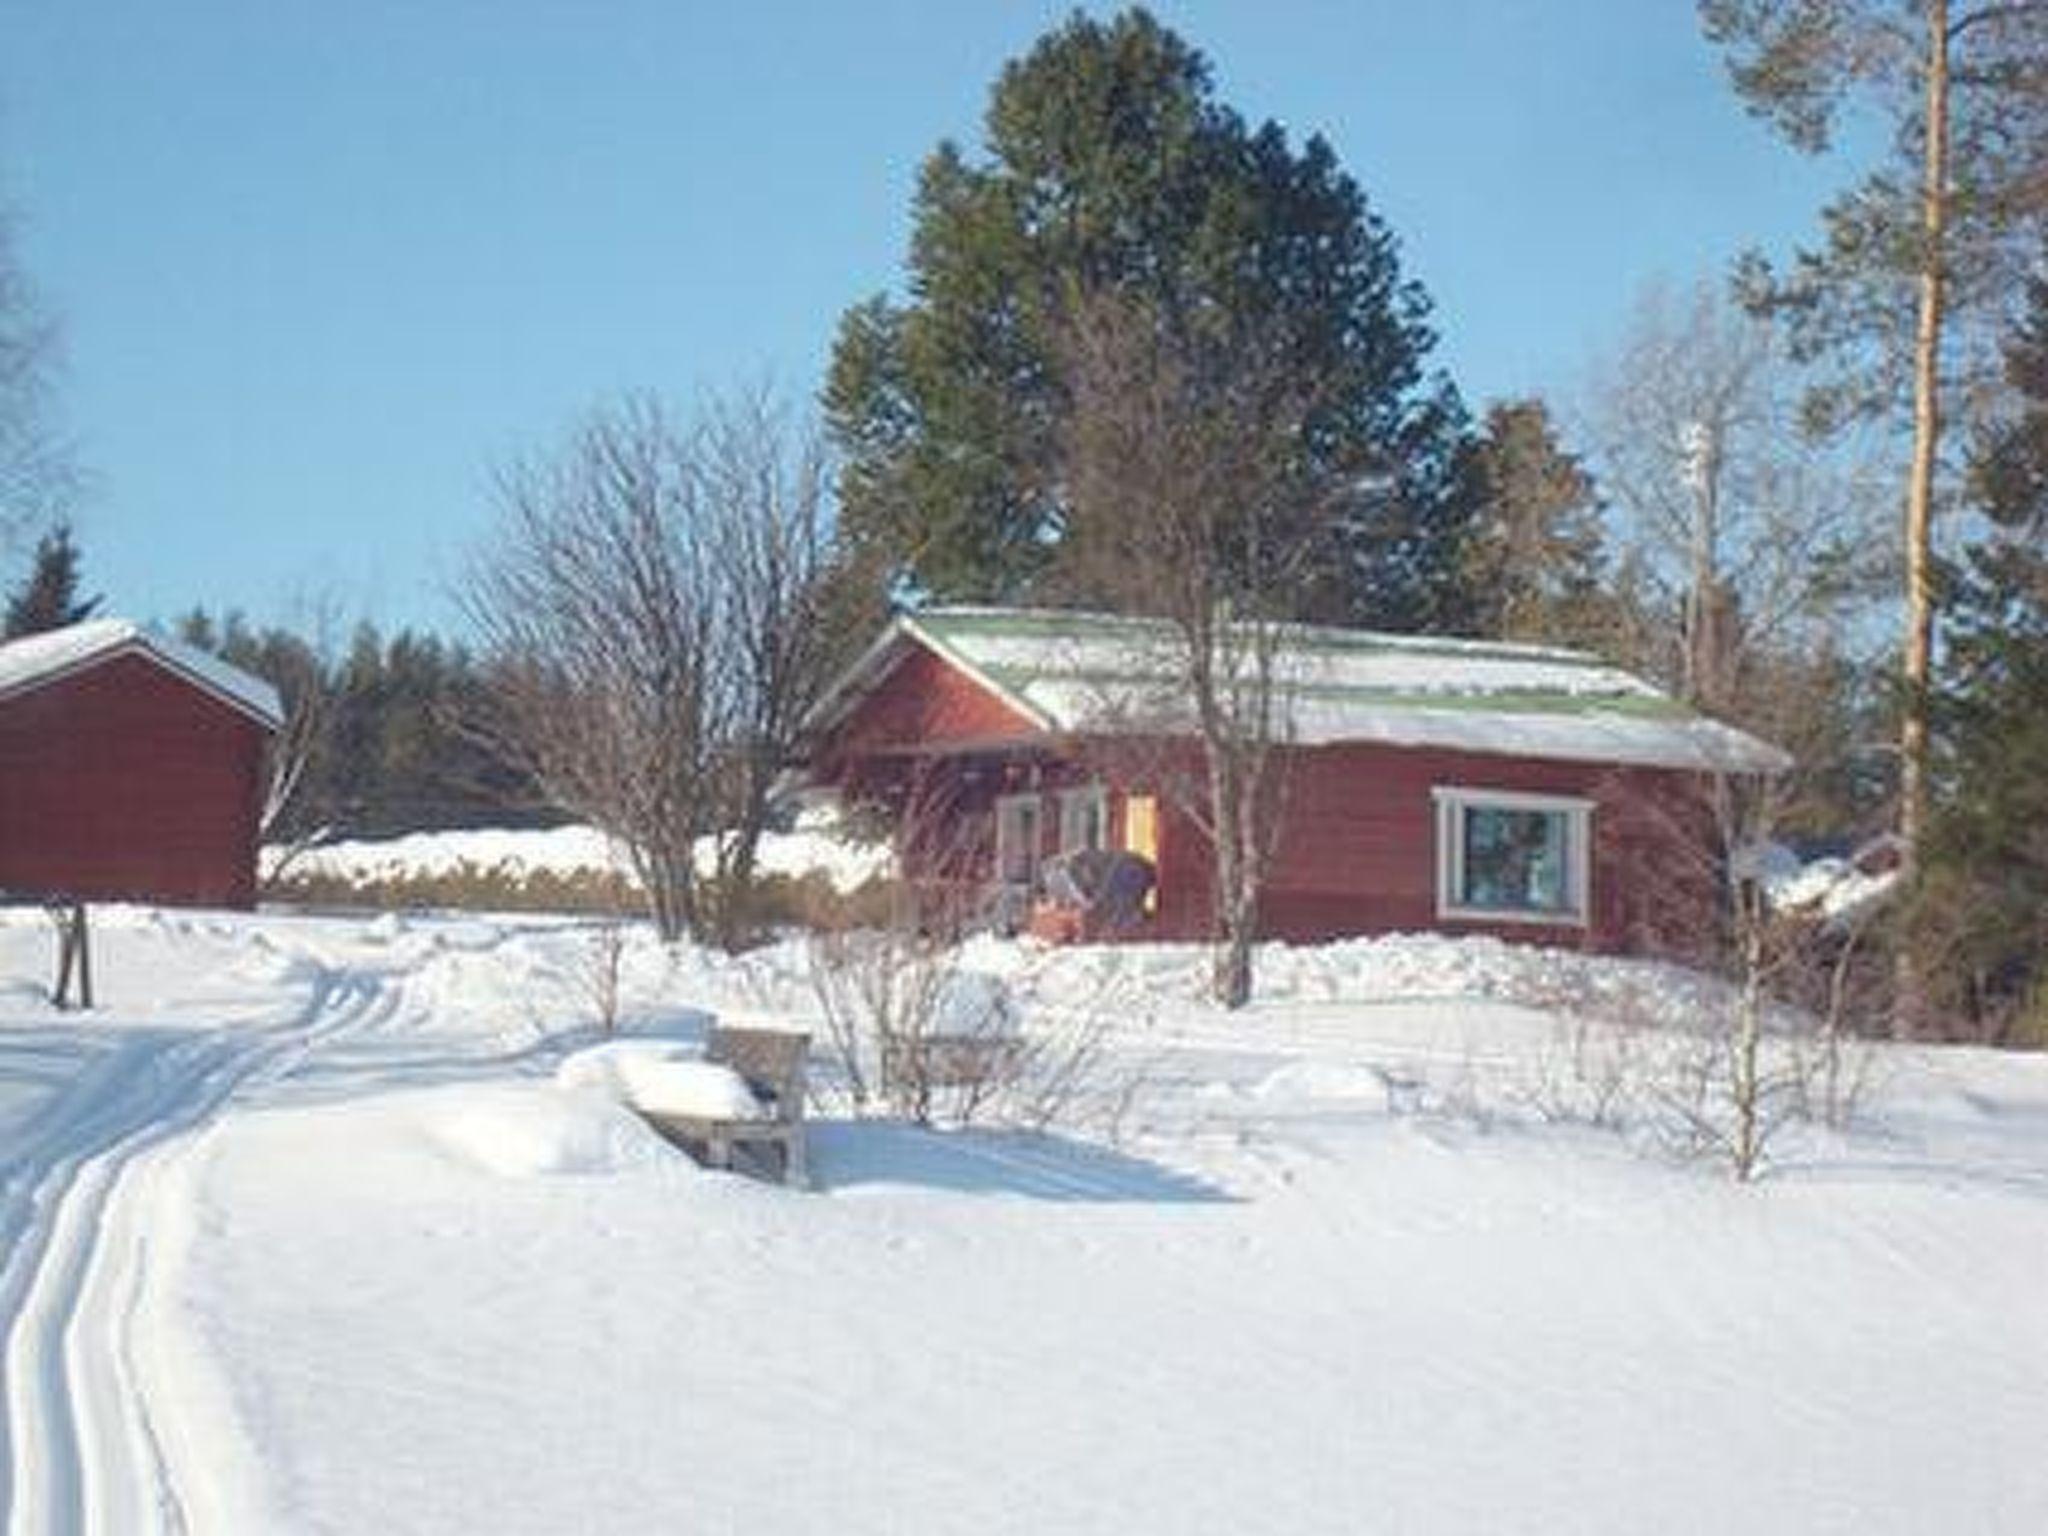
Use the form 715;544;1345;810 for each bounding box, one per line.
1;908;2045;1534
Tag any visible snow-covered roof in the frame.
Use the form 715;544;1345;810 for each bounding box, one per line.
0;617;283;728
813;606;1788;774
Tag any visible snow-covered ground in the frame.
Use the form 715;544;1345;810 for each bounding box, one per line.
2;908;2045;1533
273;809;890;896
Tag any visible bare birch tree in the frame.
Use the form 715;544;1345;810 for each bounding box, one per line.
251;610;340;875
1589;280;1889;718
1055;292;1337;1008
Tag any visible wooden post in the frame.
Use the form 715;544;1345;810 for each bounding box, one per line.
48;901;93;1011
75;904;93;1010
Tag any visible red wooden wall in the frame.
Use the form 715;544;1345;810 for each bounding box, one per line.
809;637;1720;957
0;653;270;908
1252;742;1711;953
1028;743;1712;955
821;643;1040;768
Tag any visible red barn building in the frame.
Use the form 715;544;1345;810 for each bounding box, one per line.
0;619;281;909
799;608;1787;954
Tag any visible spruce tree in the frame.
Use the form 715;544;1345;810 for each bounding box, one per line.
1461;399;1609;647
3;520;98;638
826;7;1476;629
1915;263;2048;1042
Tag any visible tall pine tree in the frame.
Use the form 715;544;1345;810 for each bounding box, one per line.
826;7;1476;629
3;520;98;638
1700;2;2048;899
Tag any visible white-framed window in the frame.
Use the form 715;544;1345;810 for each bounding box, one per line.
1058;783;1108;854
995;792;1042;888
1433;786;1592;926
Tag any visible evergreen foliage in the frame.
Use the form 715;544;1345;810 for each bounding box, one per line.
176;611;539;841
1701;2;2048;970
1916;265;2048;1043
825;7;1477;629
1461;399;1610;647
3;520;98;638
1702;2;2048;433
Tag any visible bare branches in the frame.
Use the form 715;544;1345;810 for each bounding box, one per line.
254;620;339;879
1586;279;1892;727
1701;1;2048;1001
0;208;78;548
804;912;1144;1136
692;389;838;941
1054;290;1333;1006
463;390;839;945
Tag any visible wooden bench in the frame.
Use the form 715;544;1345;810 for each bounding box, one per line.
647;1026;810;1187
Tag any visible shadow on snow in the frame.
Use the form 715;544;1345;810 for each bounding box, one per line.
805;1119;1232;1204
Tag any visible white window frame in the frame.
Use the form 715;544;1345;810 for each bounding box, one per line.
1432;786;1593;927
995;791;1043;888
1057;783;1108;854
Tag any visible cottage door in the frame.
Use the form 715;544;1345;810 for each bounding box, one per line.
1122;794;1159;915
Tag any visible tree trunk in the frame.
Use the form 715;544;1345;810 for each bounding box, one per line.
1214;916;1254;1010
1897;0;1950;1037
641;842;694;944
1730;884;1765;1182
1684;419;1722;710
1212;825;1257;1009
1205;739;1258;1010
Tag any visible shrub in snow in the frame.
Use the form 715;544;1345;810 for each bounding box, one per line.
1390;975;1880;1179
803;923;1144;1134
266;858;641;918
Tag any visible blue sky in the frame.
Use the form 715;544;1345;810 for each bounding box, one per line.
0;1;1852;637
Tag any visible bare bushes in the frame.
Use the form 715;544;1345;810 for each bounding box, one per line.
463;390;841;947
802;910;1145;1136
1420;967;1882;1181
266;857;886;935
264;860;640;915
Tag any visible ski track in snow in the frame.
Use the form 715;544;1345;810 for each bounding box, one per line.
0;956;404;1536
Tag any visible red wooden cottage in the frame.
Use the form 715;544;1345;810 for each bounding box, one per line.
0;618;281;909
799;608;1787;954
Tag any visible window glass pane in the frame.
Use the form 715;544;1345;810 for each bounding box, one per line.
1460;805;1570;913
999;799;1039;884
1063;789;1105;852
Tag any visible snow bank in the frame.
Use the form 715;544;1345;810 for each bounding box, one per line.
423;1083;681;1178
943;927;1722;1029
557;1040;769;1121
274;808;890;896
10;908;2048;1536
